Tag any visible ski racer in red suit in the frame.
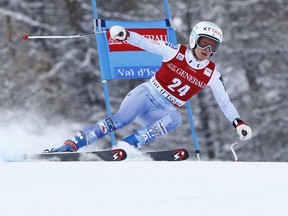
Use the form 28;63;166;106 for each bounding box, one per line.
49;21;252;152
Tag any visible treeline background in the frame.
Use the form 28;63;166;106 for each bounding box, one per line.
0;0;287;161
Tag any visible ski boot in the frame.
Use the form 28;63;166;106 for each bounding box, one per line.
44;140;78;153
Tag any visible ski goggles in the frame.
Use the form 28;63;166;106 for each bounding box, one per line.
196;35;221;53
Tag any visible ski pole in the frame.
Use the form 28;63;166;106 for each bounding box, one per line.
230;140;242;162
230;129;248;162
23;31;106;40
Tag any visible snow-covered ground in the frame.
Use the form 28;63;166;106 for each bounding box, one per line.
1;124;288;216
1;160;287;216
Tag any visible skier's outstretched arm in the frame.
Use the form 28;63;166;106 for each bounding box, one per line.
208;70;252;141
110;25;178;61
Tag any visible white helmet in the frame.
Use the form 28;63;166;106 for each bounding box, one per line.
189;21;223;54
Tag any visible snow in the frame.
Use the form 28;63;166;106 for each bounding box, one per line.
1;138;288;216
0;160;287;216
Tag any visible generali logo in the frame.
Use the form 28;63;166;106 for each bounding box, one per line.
107;28;168;52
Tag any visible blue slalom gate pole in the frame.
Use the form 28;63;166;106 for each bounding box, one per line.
163;0;172;19
185;103;201;160
164;0;201;160
91;0;117;146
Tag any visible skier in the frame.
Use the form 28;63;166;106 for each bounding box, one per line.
49;21;252;152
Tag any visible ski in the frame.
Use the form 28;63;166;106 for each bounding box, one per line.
26;149;127;162
23;148;188;162
144;149;189;161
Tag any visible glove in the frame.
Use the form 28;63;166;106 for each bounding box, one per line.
232;118;252;141
109;25;129;41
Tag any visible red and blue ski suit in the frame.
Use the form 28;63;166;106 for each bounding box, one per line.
69;31;240;148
